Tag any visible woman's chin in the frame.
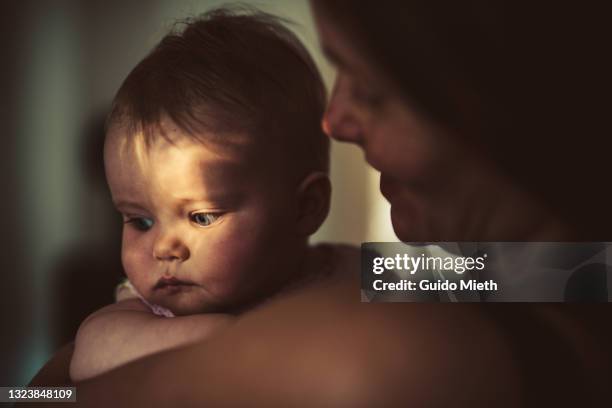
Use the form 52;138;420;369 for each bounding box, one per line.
390;203;422;242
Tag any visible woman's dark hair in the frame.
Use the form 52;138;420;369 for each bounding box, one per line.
317;0;611;238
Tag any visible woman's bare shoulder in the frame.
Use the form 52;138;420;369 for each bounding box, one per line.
73;264;525;407
224;270;523;406
239;269;612;406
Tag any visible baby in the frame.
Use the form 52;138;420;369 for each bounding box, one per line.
69;8;357;381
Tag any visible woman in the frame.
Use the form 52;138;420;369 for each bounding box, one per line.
310;2;610;405
31;1;609;406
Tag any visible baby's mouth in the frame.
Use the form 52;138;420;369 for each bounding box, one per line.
154;277;195;290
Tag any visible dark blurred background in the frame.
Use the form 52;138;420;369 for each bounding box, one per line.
0;0;395;386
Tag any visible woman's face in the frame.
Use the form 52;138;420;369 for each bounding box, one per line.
312;6;555;241
315;7;490;242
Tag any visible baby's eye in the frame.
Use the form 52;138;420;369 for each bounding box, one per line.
125;217;154;231
190;212;221;227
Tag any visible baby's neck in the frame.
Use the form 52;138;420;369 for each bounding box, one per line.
226;244;335;316
277;244;335;294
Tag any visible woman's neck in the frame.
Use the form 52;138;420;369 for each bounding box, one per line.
479;178;570;241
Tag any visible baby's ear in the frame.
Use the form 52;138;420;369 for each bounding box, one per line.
295;172;331;236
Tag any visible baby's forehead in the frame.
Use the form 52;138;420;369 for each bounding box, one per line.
106;125;280;191
110;121;289;169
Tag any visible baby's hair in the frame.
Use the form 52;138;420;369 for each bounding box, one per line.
107;6;328;177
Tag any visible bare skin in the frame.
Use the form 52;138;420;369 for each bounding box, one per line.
30;292;610;407
103;124;328;316
38;271;528;407
69;299;233;381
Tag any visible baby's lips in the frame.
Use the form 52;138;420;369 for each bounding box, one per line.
154;276;194;289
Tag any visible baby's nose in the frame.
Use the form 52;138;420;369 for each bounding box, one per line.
153;232;190;262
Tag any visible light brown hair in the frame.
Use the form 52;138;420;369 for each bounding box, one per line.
108;7;329;179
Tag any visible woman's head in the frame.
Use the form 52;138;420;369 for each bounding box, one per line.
312;0;611;240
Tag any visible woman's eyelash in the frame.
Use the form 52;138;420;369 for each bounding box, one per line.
190;212;222;227
351;84;385;108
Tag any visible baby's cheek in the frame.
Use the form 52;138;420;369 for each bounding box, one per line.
193;238;258;296
121;237;153;287
195;250;247;293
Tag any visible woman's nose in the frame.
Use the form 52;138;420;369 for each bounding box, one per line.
322;75;363;144
153;230;190;262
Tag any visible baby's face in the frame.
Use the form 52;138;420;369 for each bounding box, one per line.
105;125;301;315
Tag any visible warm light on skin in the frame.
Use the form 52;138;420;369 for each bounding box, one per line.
104;122;311;315
116;129;150;173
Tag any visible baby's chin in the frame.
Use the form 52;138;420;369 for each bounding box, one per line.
151;289;224;315
147;283;268;315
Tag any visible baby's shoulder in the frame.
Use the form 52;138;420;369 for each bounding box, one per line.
272;243;360;302
310;242;361;281
319;242;360;268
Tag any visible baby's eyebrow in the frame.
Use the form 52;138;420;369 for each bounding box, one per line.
113;199;147;212
200;160;246;183
174;190;246;208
